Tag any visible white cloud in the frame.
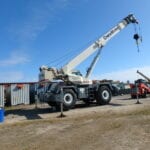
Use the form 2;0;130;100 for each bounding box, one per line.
91;66;150;83
0;51;30;66
0;71;24;82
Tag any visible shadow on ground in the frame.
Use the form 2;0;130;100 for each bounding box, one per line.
5;107;55;120
108;103;123;106
4;103;97;120
4;98;126;120
4;103;107;120
115;97;132;100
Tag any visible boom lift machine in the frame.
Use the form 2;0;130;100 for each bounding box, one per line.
130;70;150;98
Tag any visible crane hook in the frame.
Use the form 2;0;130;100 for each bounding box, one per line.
133;33;140;41
133;33;141;52
133;22;142;53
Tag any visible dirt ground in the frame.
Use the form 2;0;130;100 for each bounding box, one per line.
0;94;150;150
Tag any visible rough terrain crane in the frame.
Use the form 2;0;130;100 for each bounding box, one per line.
38;14;139;110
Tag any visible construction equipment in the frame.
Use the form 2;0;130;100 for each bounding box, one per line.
130;70;150;98
38;14;139;110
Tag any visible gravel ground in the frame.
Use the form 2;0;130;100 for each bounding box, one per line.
0;94;150;150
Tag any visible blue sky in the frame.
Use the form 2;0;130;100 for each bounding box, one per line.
0;0;150;82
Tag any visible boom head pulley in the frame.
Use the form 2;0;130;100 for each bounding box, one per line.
125;14;138;24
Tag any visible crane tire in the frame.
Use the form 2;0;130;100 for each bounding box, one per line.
61;89;77;110
96;86;111;105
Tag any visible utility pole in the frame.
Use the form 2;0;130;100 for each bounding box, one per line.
135;83;142;104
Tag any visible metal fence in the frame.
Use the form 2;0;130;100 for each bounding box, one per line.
6;84;30;106
0;85;5;107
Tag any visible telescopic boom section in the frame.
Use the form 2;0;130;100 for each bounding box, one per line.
62;14;138;75
137;70;150;82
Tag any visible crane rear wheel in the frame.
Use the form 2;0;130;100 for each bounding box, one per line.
96;86;111;105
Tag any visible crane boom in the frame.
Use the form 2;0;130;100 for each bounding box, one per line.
137;70;150;82
62;14;138;74
39;14;139;83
